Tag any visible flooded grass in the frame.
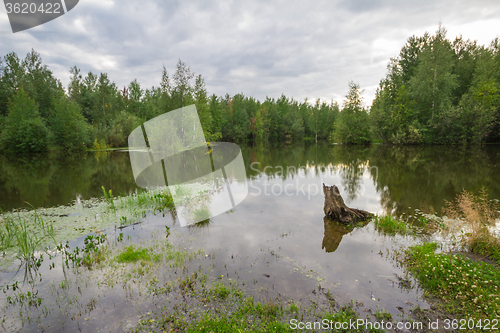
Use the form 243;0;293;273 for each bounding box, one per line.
0;223;206;331
373;215;412;236
132;278;383;333
116;187;175;213
116;245;161;263
0;188;176;267
0;208;55;263
404;243;500;318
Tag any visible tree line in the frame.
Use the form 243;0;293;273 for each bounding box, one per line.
0;26;499;153
0;51;340;153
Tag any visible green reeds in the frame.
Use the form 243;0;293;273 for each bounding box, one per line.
0;206;55;261
102;186;116;213
373;214;412;235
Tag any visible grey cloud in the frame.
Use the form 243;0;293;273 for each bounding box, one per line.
1;0;500;105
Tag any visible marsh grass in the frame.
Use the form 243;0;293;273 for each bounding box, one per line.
442;188;500;263
373;215;412;235
405;243;500;318
0;207;55;261
116;245;160;263
192;206;211;221
0;187;175;263
188;218;211;231
134;279;380;333
205;282;233;299
374;308;392;321
117;188;174;213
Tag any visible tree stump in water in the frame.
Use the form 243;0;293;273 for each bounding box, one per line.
323;184;372;224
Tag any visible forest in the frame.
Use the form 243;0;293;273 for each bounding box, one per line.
0;26;499;153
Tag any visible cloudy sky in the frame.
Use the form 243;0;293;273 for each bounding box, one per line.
1;0;499;106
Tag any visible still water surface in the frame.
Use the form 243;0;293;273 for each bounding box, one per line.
1;144;499;332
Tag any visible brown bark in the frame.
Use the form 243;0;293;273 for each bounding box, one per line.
323;184;372;224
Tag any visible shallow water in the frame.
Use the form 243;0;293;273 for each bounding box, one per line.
1;144;499;332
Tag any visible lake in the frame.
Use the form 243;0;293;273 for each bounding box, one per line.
1;144;499;332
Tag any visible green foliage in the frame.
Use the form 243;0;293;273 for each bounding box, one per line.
57;233;107;268
135;284;381;333
117;189;174;215
371;25;500;144
5;32;499;152
108;110;142;147
102;186;116;212
116;245;158;263
374;308;392;322
1;88;50;153
48;90;90;151
206;282;231;299
373;215;412;235
0;51;344;151
0;50;60;119
93;138;108;150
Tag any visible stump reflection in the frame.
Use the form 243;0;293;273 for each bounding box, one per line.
321;217;369;253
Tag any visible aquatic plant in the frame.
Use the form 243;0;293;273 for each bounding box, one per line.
116;245;159;263
57;233;107;268
192;206;211;222
133;281;382;333
373;215;412;235
117;188;174;212
374;308;392;321
0;207;55;261
102;186;116;213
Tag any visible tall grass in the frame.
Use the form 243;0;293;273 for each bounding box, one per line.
118;188;174;212
442;188;500;262
0;207;55;261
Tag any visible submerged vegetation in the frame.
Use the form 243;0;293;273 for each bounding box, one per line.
0;187;175;267
57;233;108;269
0;207;55;261
133;279;383;333
116;245;161;263
371;189;500;326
